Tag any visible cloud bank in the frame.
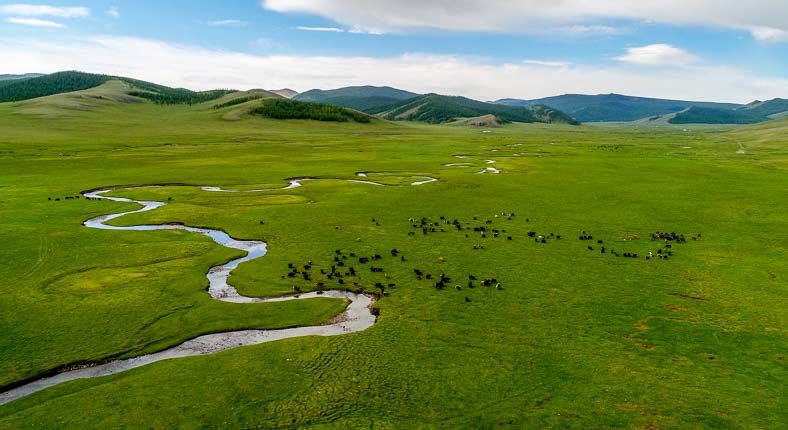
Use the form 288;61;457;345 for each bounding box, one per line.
263;0;788;42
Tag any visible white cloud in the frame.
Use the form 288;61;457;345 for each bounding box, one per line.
106;6;119;19
208;19;247;27
296;26;344;32
562;25;622;35
750;27;788;43
262;0;788;42
522;60;570;68
1;35;786;103
0;4;89;18
615;44;699;67
5;17;65;28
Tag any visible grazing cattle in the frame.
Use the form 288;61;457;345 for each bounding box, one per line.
455;285;462;290
401;256;407;262
469;275;477;280
556;235;562;240
600;247;606;253
495;283;503;290
288;263;294;269
481;279;492;287
335;249;342;255
508;236;513;240
588;246;593;251
359;257;369;264
465;297;471;302
292;285;301;292
597;240;603;244
435;282;446;290
426;274;433;279
468;281;474;288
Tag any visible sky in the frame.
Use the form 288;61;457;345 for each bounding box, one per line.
1;1;788;102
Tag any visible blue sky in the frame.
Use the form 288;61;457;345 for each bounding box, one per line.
1;1;787;102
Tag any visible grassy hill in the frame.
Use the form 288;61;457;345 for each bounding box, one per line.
495;93;742;122
372;93;578;125
294;86;419;111
0;71;234;105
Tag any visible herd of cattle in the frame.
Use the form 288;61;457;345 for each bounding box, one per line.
282;212;697;301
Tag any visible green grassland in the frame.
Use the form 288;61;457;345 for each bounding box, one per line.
0;89;786;429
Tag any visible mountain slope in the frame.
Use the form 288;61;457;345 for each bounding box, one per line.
668;99;788;125
0;71;234;105
269;88;299;99
294;86;419;111
737;98;788;119
372;94;578;125
495;93;742;122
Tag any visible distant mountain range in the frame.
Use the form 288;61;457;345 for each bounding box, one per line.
494;94;743;122
294;86;419;112
2;71;785;126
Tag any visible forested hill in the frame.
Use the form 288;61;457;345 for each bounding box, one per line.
0;71;234;104
371;94;579;125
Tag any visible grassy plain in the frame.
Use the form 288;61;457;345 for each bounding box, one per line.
0;95;786;428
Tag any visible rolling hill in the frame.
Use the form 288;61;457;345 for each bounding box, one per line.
0;71;235;105
294;86;419;112
495;93;742;122
370;93;578;125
